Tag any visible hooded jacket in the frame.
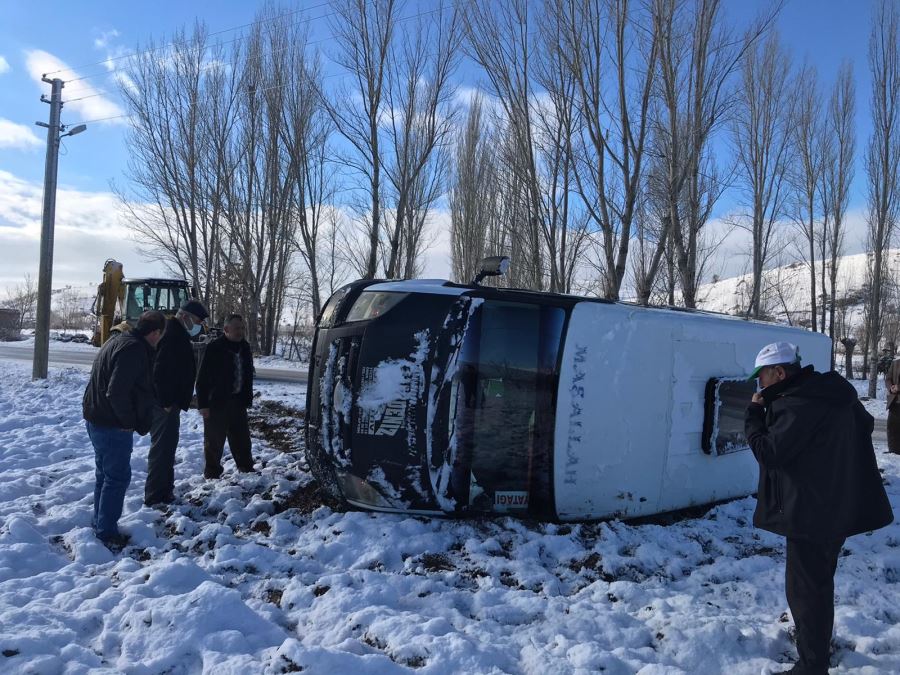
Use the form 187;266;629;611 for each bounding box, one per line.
82;333;156;435
745;365;893;541
153;316;196;411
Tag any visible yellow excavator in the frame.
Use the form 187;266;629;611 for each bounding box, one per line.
91;259;193;346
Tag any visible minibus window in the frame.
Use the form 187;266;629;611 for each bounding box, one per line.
702;377;757;455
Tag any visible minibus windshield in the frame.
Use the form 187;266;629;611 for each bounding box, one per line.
439;299;565;514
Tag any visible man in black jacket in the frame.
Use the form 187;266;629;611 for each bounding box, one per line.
196;313;255;478
83;311;166;545
745;342;893;674
144;299;209;506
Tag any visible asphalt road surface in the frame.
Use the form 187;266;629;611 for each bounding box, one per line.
0;344;308;384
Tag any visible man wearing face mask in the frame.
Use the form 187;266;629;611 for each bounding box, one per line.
745;342;893;674
144;299;209;506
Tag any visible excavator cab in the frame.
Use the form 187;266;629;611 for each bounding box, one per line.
92;259;194;346
123;280;190;322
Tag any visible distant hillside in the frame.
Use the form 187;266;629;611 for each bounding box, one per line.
695;250;900;334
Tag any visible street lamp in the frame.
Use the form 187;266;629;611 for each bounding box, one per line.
62;123;87;137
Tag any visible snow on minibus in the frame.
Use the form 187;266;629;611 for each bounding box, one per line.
304;258;832;522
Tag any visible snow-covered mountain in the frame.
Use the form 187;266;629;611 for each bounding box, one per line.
695;250;900;331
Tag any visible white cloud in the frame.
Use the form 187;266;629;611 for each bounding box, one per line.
420;208;452;280
0;118;43;150
93;29;120;50
0;55;10;75
0;169;158;288
23;49;126;125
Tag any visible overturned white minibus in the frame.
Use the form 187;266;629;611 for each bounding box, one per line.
304;261;832;521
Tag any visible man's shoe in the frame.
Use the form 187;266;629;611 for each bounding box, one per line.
203;463;223;479
97;532;130;550
144;493;176;508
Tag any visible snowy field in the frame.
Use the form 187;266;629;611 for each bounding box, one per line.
1;361;899;674
254;354;308;371
3;335;98;353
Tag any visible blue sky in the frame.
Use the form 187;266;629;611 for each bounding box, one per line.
0;0;880;288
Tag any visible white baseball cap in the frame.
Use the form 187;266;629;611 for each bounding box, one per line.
749;341;801;380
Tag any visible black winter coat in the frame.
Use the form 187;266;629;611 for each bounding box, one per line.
82;333;156;435
153;317;196;410
745;366;893;541
196;336;254;409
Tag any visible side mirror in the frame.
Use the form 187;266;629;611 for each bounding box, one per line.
472;256;511;286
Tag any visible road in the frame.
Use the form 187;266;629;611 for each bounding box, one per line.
0;344;308;384
0;344;890;443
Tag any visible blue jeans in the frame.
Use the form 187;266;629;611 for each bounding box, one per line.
85;422;133;540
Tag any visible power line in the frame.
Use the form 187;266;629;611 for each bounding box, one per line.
67;113;131;126
62;5;448;125
42;0;337;79
64;91;114;104
63;7;338;86
57;2;443;87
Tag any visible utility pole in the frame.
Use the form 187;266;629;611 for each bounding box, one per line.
32;77;64;380
32;77;86;380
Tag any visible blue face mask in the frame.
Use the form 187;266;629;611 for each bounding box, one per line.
187;321;202;337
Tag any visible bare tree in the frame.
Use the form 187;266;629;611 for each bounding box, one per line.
3;273;38;330
653;0;779;309
536;2;592;293
732;32;794;319
463;0;546;291
54;287;87;332
383;5;461;279
118;26;233;316
865;0;900;398
450;94;498;283
219;14;308;354
822;63;855;368
326;0;399;279
276;26;332;318
552;0;658;299
788;65;825;332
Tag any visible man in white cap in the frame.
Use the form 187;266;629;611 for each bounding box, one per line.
745;342;893;674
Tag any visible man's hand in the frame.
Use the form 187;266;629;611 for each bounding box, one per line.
891;384;898;394
199;408;210;420
751;392;765;406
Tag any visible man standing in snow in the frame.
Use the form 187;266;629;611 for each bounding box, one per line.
745;341;893;674
83;310;166;546
196;313;256;478
144;299;209;506
883;356;900;454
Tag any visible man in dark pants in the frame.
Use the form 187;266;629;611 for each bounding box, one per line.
745;342;893;674
145;299;209;506
884;356;900;454
196;313;255;478
82;311;165;545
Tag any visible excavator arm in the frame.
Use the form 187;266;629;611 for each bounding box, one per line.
92;259;125;346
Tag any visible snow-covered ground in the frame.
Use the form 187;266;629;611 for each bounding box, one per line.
1;360;898;674
4;335;97;353
850;377;890;421
254;354;309;371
